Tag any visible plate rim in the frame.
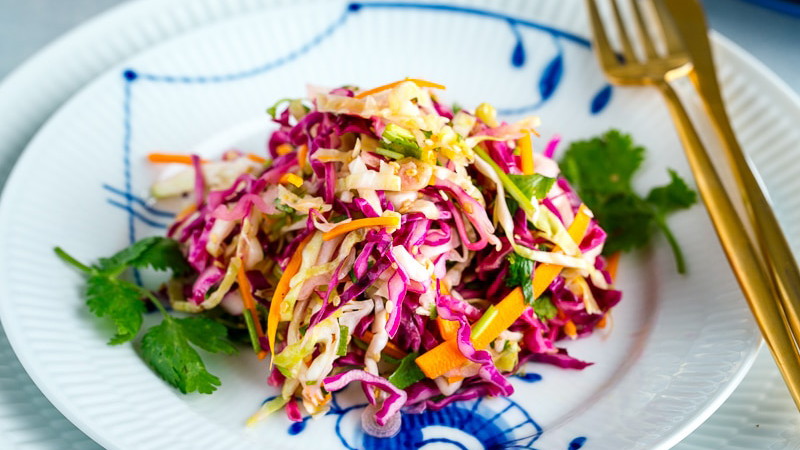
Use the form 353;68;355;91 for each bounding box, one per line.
0;1;798;449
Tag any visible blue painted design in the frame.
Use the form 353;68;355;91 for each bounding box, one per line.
121;78;135;246
590;85;613;115
288;421;307;435
138;9;350;84
514;372;543;383
509;20;527;68
569;436;588;449
351;2;591;46
539;53;564;101
106;199;168;229
123;69;138;81
276;393;541;449
259;379;591;449
103;184;174;218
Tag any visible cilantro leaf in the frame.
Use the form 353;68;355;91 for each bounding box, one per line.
506;254;559;320
86;275;145;345
506;253;535;306
506;174;556;215
507;174;556;201
646;169;698;215
56;239;234;396
560;130;644;196
176;317;238;355
595;194;656;254
532;296;558;321
140;316;222;394
98;236;190;276
560;130;697;273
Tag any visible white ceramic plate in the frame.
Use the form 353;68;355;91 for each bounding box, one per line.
5;0;800;449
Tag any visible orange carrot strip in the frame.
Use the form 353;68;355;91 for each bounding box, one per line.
297;144;308;170
276;143;294;156
596;315;607;329
564;320;577;338
519;132;534;175
416;288;525;379
147;153;208;164
322;216;401;241
361;330;407;359
279;173;303;188
267;234;313;361
606;251;621;282
472;288;526;350
437;317;460;341
247;153;267;164
532;204;593;297
415;339;461;380
237;266;266;358
354;78;446;99
415;204;594;379
175;203;197;221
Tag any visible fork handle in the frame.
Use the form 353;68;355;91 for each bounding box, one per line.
698;75;800;352
655;79;800;408
667;0;800;363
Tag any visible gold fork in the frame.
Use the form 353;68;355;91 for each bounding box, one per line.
585;0;800;408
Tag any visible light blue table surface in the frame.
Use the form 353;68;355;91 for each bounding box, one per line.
0;0;798;448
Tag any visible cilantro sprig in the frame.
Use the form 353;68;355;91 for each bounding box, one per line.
505;173;556;215
505;253;558;321
55;237;237;394
560;130;697;273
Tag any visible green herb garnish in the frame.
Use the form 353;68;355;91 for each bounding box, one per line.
55;237;237;394
560;130;697;273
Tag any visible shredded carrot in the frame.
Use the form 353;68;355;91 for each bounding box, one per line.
354;78;446;99
532;204;593;297
564;320;577;338
257;350;268;360
147;153;208;164
596;315;607;329
472;288;526;349
415;204;594;379
446;376;465;384
361;330;407;360
606;251;621;282
276;143;294;156
267;234;313;362
415;339;461;380
322;216;401;241
519;132;535;175
279;173;304;188
416;288;525;379
247;153;267;164
149;152;267;165
175;203;197;221
437;317;460;341
297;144;308;170
237;266;266;358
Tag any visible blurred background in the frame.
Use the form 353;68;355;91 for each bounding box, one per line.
1;0;798;89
